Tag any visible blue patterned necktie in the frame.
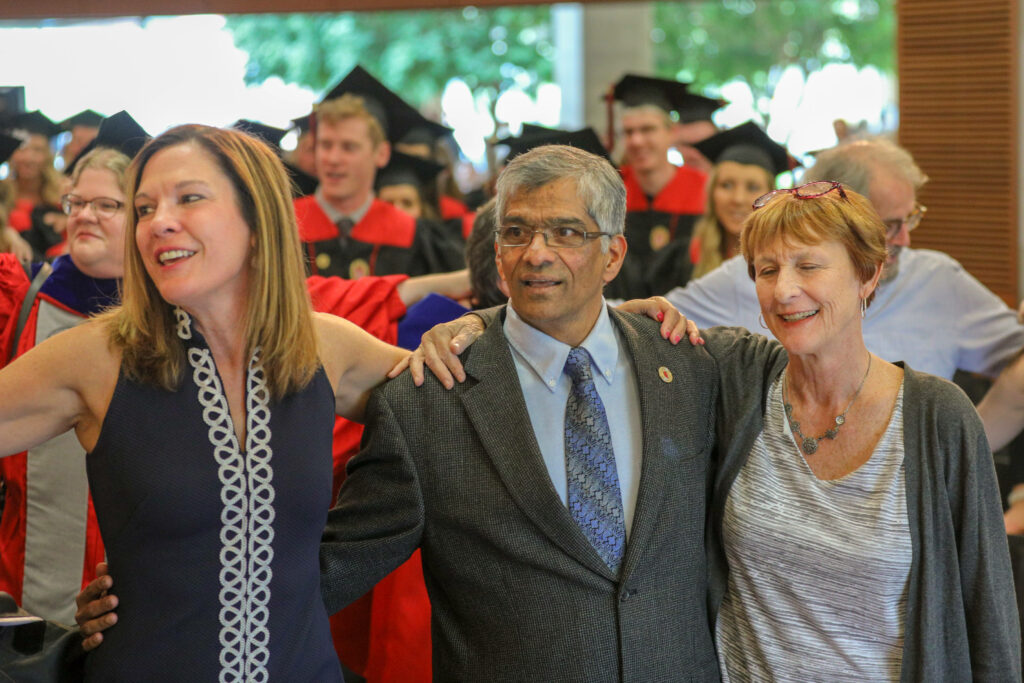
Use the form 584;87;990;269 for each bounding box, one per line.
564;347;626;574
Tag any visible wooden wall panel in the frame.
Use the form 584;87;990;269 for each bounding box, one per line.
897;0;1019;305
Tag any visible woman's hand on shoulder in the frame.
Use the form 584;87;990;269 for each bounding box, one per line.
615;296;703;346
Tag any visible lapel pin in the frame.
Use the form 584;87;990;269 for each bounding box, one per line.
658;366;673;383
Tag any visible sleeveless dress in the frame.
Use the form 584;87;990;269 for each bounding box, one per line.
85;311;343;681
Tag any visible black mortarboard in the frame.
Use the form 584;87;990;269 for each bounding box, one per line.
693;121;795;176
398;114;452;149
520;123;555;137
320;65;420;142
499;127;611;162
0;87;25;120
377;150;444;190
232;119;288;149
5;110;60;140
284;160;319;198
66;110;150;175
0;132;20;165
611;74;725;123
291;113;313;135
60;109;105;131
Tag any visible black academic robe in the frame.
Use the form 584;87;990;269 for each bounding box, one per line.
607;164;705;299
294;196;464;279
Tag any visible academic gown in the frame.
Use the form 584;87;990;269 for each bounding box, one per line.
609;164;705;299
306;274;433;683
295;196;464;279
439;195;472;221
8;199;65;262
0;255;117;623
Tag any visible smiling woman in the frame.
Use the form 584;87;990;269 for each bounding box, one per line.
688;121;791;280
63;147;129;280
0;124;411;680
703;182;1019;680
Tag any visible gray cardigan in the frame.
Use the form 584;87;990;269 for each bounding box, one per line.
704;326;1022;682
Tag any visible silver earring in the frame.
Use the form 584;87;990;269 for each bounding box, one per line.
759;313;768;329
860;297;867;318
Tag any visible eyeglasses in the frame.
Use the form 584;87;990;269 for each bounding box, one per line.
752;180;847;210
495;225;613;249
882;203;927;240
61;194;125;219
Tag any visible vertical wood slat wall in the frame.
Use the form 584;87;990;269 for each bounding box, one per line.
897;0;1019;305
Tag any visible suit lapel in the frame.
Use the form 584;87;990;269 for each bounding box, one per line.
461;315;617;580
612;310;671;581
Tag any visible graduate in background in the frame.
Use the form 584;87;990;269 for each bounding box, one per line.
232;118;319;198
1;111;66;261
610;74;724;297
395;119;474;225
0;133;32;263
686;121;795;279
377;149;445;223
294;66;464;280
57;109;104;173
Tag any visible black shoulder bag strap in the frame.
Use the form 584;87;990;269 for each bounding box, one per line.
9;261;53;363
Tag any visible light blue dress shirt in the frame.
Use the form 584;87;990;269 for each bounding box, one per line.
503;302;644;538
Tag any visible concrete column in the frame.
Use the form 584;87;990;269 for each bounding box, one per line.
581;2;653;145
552;4;584;129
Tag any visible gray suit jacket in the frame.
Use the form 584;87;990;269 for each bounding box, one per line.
320;306;721;682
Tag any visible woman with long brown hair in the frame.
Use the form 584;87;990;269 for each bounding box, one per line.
0;124;404;680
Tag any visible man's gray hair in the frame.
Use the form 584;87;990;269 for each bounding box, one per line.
495;144;626;244
804;138;929;196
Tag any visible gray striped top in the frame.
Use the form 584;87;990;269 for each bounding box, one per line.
717;377;911;682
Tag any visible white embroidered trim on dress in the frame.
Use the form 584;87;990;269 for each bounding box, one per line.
174;306;192;340
178;313;274;682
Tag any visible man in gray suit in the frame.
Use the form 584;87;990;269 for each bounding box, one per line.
76;144;720;681
320;144;721;681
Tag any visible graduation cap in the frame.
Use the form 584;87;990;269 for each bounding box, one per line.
0;87;24;120
284;160;319;198
5;110;60;141
377;150;444;190
60;109;105;131
291;112;313;135
0;132;20;166
520;123;556;137
611;74;724;123
693;121;795;176
231;119;289;149
66;110;150;175
320;65;423;143
398;113;453;150
499;127;611;162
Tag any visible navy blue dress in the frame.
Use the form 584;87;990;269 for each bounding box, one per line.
86;314;342;681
